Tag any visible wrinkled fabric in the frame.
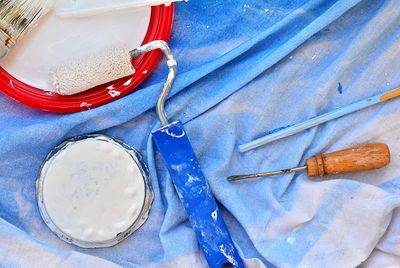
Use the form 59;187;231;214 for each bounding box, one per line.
1;0;400;267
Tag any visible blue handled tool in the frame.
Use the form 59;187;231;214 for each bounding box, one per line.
133;41;244;268
153;122;243;268
239;87;400;152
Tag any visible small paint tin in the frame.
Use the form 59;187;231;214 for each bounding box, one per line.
36;134;153;248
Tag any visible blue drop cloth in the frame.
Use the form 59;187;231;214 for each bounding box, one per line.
1;0;400;267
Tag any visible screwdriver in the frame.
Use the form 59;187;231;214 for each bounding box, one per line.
228;143;390;181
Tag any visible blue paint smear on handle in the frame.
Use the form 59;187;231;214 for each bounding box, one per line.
337;82;343;94
266;124;295;135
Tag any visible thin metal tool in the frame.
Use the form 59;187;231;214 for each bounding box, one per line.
228;166;306;181
230;143;390;181
239;87;400;153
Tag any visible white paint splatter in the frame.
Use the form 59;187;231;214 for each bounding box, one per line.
211;210;218;220
108;90;121;98
171;164;186;172
142;70;148;74
80;102;92;108
123;78;133;86
219;245;238;266
160;128;185;138
311;54;317;60
188;175;200;183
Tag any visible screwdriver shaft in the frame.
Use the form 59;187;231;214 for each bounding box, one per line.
228;166;307;181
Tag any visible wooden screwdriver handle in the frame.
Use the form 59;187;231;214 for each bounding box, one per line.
306;143;390;176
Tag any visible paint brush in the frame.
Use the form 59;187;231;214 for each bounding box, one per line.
239;87;400;152
0;0;53;60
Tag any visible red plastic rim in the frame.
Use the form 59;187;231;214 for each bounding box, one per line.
0;5;174;113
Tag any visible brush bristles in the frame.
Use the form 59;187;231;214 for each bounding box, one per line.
0;0;53;43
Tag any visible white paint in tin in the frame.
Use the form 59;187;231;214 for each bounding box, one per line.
40;137;146;244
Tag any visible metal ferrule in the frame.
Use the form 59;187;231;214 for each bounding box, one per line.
0;29;12;60
129;40;177;126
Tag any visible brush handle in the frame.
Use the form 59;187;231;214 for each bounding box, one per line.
239;87;400;152
306;143;390;176
152;121;244;268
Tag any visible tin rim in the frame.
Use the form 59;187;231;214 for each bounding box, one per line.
36;134;154;248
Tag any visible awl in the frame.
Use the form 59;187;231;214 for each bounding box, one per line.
229;143;390;181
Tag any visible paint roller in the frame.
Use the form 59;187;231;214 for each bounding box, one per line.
50;44;135;95
51;40;244;267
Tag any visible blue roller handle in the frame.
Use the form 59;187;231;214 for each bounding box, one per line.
152;121;244;268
